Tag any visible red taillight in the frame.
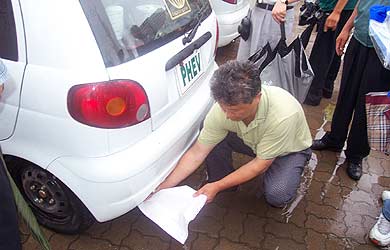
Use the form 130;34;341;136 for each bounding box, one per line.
223;0;237;4
214;19;219;56
67;80;150;129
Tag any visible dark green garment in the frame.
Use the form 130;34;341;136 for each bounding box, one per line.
319;0;358;12
354;0;390;47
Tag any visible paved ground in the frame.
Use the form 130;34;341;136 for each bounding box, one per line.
22;15;390;250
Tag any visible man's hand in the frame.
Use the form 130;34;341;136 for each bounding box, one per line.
193;182;221;203
0;84;4;97
324;12;341;32
272;1;287;24
335;29;350;56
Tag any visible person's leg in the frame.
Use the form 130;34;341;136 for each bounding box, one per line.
322;10;353;98
304;14;332;106
322;53;341;99
312;38;367;151
370;191;390;246
205;132;256;183
344;45;390;179
383;199;390;222
0;152;22;250
263;148;312;207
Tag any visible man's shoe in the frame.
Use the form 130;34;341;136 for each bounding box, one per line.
346;161;362;180
303;97;321;106
322;91;332;99
370;212;390;246
311;138;343;152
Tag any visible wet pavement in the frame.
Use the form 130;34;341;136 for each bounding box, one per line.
22;18;390;250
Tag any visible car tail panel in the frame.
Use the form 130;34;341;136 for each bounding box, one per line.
67;80;150;129
210;0;249;15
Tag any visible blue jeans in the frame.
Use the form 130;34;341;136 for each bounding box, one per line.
383;199;390;221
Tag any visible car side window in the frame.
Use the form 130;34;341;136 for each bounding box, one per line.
0;0;18;61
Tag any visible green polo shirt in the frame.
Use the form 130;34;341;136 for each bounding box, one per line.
198;86;312;160
319;0;358;12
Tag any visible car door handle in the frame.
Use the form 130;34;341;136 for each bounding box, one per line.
165;32;212;71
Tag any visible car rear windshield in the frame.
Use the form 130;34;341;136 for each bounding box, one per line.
79;0;212;67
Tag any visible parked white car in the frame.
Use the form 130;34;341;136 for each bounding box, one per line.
210;0;250;47
0;0;218;233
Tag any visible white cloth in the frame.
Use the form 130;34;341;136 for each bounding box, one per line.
138;185;207;244
237;6;294;61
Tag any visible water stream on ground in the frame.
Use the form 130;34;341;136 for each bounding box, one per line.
283;152;318;223
281;116;330;222
320;150;346;200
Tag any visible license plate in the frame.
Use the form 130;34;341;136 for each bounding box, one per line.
175;51;203;95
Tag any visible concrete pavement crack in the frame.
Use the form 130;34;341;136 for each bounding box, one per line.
66;235;80;250
119;218;136;250
238;213;249;244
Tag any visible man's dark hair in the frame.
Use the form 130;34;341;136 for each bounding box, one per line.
210;60;261;105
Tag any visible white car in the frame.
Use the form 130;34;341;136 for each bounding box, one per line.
0;0;217;233
210;0;250;47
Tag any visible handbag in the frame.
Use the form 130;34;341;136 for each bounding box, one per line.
238;9;252;41
249;23;314;103
365;92;390;154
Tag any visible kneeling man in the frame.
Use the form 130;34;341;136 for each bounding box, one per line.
156;60;312;207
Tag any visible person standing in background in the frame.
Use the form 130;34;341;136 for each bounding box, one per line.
0;59;22;250
370;190;390;246
304;0;358;106
237;0;301;61
311;0;390;181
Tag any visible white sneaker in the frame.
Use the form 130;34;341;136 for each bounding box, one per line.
370;212;390;246
382;190;390;201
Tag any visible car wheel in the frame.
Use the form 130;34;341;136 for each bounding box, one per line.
13;164;94;234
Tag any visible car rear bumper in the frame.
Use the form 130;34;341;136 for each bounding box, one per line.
47;62;217;222
216;4;250;47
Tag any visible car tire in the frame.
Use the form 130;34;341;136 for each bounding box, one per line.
9;162;95;234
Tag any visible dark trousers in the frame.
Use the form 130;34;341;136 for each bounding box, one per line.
0;151;21;250
305;10;353;104
324;37;390;163
205;132;312;207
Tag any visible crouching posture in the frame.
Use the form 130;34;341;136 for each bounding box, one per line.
156;60;312;207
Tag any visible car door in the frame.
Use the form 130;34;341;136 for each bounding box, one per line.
0;0;26;140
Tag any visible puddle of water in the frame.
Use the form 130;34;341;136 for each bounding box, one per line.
282;153;318;223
